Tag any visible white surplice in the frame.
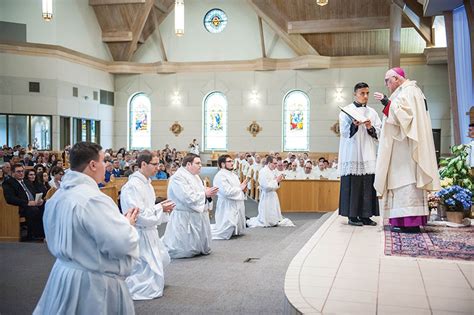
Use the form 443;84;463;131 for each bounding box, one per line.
162;167;212;258
211;169;246;240
120;171;170;300
247;166;294;227
34;171;139;315
338;102;381;177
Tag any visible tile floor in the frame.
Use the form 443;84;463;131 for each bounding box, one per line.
284;212;474;314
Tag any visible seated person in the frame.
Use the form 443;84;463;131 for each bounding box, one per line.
49;166;64;189
296;161;317;179
2;163;44;241
112;159;123;178
153;163;169;180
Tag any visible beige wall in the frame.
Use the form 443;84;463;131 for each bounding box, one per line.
114;64;452;154
0;53;115;149
0;0;111;60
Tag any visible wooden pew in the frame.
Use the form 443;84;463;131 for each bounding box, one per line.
100;186;118;203
151;180;168;199
276;179;340;212
0;187;22;242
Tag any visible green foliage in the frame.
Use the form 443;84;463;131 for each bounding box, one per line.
439;144;473;192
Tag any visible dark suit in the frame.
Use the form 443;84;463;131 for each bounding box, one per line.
2;177;44;240
112;168;123;178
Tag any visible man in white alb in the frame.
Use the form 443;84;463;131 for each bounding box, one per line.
211;155;248;239
34;142;139;315
162;154;218;258
247;156;294;227
120;150;175;300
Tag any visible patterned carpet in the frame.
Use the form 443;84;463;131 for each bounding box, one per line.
384;225;474;261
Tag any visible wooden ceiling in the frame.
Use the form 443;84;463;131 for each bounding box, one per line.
89;0;174;61
90;0;433;61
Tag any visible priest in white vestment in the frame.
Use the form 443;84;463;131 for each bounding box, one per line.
284;161;300;180
338;82;381;226
162;154;218;258
211;155;248;239
247;156;294;227
374;68;440;233
296;161;317;179
120;151;175;300
34;142;139;315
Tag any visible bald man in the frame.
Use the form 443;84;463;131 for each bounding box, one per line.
374;67;440;233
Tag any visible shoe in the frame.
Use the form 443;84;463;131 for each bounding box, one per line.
390;226;421;233
360;218;377;226
348;217;363;226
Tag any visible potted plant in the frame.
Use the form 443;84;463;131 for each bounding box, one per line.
435;185;472;224
439;144;473;191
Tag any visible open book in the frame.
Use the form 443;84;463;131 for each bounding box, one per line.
338;105;368;123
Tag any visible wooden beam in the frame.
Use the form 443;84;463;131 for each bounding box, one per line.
124;0;154;61
400;0;433;46
0;42;428;74
154;2;174;26
153;0;167;13
289;17;392;34
444;11;461;144
153;9;167;62
89;0;145;5
258;16;266;58
102;31;133;42
390;2;402;68
247;0;318;56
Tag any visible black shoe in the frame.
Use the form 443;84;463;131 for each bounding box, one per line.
348;217;363;226
391;226;421;233
360;218;377;226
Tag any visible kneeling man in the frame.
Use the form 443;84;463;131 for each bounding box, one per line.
211;155;248;239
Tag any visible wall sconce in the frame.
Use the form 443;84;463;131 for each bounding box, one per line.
171;90;181;105
249;90;259;105
335;88;344;103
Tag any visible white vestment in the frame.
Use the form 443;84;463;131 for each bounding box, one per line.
247;166;294;227
120;171;170;300
338;102;381;177
34;171;139;315
374;80;441;219
211;169;246;240
162;167;212;258
296;171;316;180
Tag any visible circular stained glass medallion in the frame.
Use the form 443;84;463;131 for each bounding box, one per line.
204;8;228;33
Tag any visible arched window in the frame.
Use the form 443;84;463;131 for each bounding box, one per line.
203;91;227;151
128;92;151;150
283;90;310;151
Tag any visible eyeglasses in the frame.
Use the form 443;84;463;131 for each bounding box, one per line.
225;160;233;163
384;76;396;84
14;170;24;173
148;162;159;166
59;173;65;176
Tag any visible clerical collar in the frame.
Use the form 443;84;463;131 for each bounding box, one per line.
353;101;366;108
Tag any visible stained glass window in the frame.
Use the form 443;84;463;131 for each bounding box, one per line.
203;91;227;151
129;92;151;150
203;8;228;33
283;90;310;151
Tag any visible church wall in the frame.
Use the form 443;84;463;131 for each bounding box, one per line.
0;0;112;61
0;53;115;149
133;0;296;63
114;64;452;155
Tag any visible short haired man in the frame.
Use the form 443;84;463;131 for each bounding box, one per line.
120;150;175;300
2;163;44;241
374;68;440;233
162;154;218;258
33;142;139;314
247;156;294;227
338;82;381;226
211;155;248;240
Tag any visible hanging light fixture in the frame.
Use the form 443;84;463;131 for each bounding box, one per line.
316;0;328;6
42;0;53;21
175;0;184;36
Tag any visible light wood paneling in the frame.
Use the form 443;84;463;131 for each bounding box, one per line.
276;180;340;212
0;42;435;74
0;188;21;242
